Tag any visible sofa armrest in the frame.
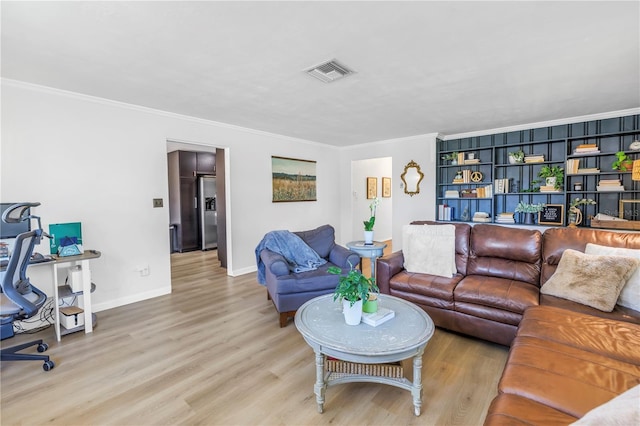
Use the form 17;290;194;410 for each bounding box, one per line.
329;245;361;270
260;249;290;277
376;251;405;294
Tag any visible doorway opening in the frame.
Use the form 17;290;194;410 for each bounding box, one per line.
166;140;229;288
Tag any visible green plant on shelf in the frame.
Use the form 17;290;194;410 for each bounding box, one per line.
508;150;525;163
538;165;564;190
515;201;545;213
612;151;633;171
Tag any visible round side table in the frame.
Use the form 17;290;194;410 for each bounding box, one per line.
346;240;387;282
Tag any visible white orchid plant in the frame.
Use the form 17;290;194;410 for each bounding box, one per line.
363;197;380;231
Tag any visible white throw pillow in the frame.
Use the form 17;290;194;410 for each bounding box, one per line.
585;243;640;311
402;224;456;278
571;385;639;425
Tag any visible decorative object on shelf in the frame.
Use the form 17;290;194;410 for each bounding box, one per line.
515;201;544;225
366;177;377;199
539;204;565;226
441;152;459;165
363;197;379;245
328;265;378;325
508;150;525;164
461;207;470;221
568;198;595;227
467;152;476;160
633;160;640;181
401;160;423;197
538;165;564;190
574;182;583;191
630;140;640;151
612;151;634;171
618;199;640;220
470;171;483;182
453;170;464;183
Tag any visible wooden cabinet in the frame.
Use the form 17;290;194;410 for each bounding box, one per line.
436;115;640;228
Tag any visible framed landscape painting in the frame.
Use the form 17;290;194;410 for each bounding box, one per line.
272;156;317;202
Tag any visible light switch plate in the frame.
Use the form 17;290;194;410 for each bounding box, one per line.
153;198;163;208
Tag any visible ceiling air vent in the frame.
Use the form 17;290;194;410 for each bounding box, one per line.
305;59;355;83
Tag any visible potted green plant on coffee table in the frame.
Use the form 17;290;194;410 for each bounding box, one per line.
328;265;379;325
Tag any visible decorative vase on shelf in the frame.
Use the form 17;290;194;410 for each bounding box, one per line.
364;230;374;245
523;213;536;225
342;299;363;325
568;209;583;228
546;177;557;188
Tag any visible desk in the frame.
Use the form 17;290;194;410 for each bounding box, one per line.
31;250;101;341
346;241;387;282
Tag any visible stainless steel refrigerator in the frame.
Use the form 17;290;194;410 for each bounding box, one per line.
199;176;218;250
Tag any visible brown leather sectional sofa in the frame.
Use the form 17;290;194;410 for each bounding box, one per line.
376;222;640;424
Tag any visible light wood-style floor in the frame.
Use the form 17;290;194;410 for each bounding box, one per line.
1;249;508;425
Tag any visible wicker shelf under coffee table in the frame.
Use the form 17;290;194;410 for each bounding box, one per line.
295;294;435;416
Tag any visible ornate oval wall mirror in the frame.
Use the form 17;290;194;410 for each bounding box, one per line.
401;160;424;197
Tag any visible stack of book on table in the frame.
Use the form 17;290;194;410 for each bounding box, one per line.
573;144;600;154
597;179;624;192
362;307;395;327
444;190;459;198
495;212;515;223
473;212;491;223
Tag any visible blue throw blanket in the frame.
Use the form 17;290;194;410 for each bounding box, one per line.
255;230;327;285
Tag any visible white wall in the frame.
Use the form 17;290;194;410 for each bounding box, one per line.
338;134;438;250
350;157;392;242
1;80;344;311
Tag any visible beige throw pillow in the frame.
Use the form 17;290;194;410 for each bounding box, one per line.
540;249;640;312
571;385;639;425
585;243;640;311
402;224;456;278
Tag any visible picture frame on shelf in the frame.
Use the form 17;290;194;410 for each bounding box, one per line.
366;177;377;199
538;204;564;226
619;200;640;220
382;177;391;198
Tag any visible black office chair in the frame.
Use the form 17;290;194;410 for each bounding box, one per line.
0;202;55;371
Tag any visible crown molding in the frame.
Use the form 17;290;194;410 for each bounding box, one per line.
1;78;332;148
441;108;640;141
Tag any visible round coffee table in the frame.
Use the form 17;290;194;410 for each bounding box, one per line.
294;294;435;416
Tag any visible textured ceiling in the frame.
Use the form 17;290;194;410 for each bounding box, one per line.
2;1;639;146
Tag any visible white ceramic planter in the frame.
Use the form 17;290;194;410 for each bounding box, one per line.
364;230;374;245
342;299;363;325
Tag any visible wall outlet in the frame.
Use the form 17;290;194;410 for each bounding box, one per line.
137;265;150;276
153;198;163;208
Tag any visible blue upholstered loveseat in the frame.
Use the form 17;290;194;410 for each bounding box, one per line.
258;224;360;327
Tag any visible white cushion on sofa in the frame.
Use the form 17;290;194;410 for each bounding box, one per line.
571;384;639;425
585;243;640;311
402;224;456;278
